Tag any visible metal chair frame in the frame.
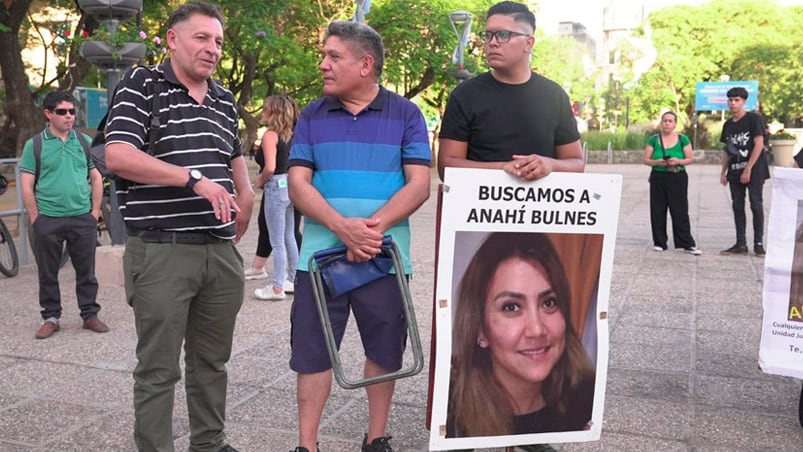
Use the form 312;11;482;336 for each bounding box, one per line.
308;239;424;389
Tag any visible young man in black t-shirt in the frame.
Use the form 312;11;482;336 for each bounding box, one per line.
437;1;584;182
719;86;770;256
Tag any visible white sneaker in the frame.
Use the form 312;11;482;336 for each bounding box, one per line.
684;247;703;256
244;267;268;280
254;285;286;301
652;246;665;252
283;279;295;294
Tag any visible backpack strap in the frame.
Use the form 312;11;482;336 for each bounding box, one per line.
88;66;166;180
95;66;165;156
74;131;92;171
33;132;42;189
148;77;164;153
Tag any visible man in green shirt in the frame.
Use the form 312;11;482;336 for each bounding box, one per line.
19;91;108;339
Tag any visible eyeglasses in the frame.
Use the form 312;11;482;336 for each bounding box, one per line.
479;30;530;44
51;108;76;116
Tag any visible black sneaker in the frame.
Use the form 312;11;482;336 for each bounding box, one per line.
362;435;392;452
290;447;321;452
755;243;766;256
720;244;748;255
219;446;239;452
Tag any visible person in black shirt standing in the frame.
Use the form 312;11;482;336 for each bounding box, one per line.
438;1;584;182
719;86;770;256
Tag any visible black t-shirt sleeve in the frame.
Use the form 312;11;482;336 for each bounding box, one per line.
554;88;581;146
750;113;765;140
439;87;470;142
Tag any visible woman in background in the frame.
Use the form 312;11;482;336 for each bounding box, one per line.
253;95;300;301
643;111;701;255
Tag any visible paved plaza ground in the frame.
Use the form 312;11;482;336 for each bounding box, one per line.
1;163;802;451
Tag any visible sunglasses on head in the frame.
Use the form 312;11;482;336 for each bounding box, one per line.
51;108;76;116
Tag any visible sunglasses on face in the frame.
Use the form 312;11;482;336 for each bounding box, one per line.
479;30;530;44
50;108;76;116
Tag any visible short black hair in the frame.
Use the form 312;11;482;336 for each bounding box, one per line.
487;1;536;33
726;86;749;100
326;21;385;78
42;91;76;111
167;1;225;30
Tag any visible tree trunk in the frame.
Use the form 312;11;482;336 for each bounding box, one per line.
0;0;43;158
236;55;259;152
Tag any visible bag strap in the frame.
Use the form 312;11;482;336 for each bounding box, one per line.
656;134;668;160
33;133;42;189
74;131;92;167
95;65;165;156
148;78;164;152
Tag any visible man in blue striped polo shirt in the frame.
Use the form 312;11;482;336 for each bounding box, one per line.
104;2;253;452
287;21;431;452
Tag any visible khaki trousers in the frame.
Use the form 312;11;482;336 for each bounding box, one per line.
124;237;244;452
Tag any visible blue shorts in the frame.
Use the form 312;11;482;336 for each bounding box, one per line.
289;271;408;373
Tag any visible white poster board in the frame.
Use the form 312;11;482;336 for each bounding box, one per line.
759;167;803;379
429;168;622;450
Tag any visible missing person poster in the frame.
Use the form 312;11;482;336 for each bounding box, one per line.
429;168;622;450
759;167;803;379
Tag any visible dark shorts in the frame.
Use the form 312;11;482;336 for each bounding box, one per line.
289;271;408;373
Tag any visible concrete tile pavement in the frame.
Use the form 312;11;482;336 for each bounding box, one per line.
0;163;801;451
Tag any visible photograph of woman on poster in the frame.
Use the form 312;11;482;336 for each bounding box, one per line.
447;231;596;438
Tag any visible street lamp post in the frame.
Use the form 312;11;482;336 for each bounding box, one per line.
353;0;371;23
77;0;146;245
448;10;473;82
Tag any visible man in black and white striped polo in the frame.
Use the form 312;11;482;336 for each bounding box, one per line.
104;2;254;452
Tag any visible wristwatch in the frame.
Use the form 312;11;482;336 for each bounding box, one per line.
186;169;203;190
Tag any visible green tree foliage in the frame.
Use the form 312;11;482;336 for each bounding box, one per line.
532;32;597;106
729;5;803;124
621;0;803;132
368;0;493;129
213;0;353;147
215;0;494;149
1;0;47;155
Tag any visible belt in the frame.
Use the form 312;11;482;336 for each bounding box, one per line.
126;227;227;245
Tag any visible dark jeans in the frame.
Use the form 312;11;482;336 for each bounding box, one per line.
649;171;696;249
728;179;765;246
31;213;100;321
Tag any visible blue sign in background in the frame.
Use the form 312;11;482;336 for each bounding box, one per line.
72;87;108;129
695;81;759;111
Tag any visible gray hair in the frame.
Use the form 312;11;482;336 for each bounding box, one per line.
325;20;384;78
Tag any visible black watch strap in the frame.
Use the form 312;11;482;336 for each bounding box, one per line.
186;170;202;189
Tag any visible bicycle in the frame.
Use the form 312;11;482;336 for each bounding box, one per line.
0;174;20;277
